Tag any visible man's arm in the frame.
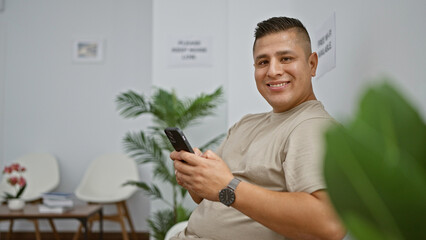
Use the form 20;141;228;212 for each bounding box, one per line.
171;150;346;240
233;181;345;240
187;189;203;204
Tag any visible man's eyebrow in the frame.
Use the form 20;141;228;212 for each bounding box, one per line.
254;54;268;61
275;50;295;56
255;50;295;61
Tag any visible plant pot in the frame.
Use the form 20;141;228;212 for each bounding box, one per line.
8;198;25;211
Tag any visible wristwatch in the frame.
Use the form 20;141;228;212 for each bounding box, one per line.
219;178;241;207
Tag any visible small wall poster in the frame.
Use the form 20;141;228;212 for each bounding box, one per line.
314;12;336;79
73;38;104;63
167;35;213;68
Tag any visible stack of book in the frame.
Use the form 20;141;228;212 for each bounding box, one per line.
39;192;74;213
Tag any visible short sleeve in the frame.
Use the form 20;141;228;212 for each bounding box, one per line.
282;118;335;193
215;121;238;158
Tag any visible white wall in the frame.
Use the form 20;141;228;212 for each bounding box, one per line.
228;0;426;125
1;0;425;235
0;0;5;169
0;0;152;232
152;0;229;213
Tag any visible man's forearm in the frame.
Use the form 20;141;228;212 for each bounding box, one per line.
188;189;203;204
233;181;346;240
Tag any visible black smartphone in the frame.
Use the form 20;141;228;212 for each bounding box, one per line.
164;127;194;153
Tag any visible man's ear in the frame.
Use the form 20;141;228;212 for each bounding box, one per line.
309;52;318;77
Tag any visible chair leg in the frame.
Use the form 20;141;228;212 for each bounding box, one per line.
48;219;61;240
6;219;57;240
73;223;83;240
7;219;14;240
116;202;130;240
32;219;42;240
73;202;135;240
87;218;93;239
73;211;98;240
121;201;137;240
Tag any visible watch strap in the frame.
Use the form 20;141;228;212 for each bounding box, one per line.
227;178;241;190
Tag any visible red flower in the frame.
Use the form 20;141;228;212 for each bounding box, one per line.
3;166;12;174
8;176;18;186
11;163;20;171
18;177;26;187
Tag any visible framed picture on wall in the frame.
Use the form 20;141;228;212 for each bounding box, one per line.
73;38;104;63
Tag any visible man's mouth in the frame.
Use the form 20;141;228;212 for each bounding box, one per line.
267;82;290;87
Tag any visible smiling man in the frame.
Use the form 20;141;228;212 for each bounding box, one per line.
170;17;346;240
253;22;317;113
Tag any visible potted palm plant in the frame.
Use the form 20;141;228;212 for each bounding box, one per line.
116;86;225;240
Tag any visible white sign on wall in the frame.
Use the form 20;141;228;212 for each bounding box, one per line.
314;12;336;79
167;35;213;68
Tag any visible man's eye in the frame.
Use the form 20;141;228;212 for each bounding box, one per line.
257;60;268;66
281;57;293;62
281;57;292;62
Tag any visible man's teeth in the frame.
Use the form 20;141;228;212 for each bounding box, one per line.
269;82;289;87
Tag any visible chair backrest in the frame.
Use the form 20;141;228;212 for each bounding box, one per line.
0;153;60;202
165;221;189;240
75;153;139;203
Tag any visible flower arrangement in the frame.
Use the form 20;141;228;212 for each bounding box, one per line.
2;163;27;200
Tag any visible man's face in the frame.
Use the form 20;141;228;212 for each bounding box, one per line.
253;30;318;113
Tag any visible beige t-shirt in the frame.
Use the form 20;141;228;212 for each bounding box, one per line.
172;100;336;240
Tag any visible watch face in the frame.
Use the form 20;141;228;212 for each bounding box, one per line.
219;188;235;206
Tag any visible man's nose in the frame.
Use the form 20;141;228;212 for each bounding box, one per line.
267;59;284;78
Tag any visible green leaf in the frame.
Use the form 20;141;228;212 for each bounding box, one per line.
179;186;188;200
344;212;389;240
116;90;150;118
177;87;224;129
123;131;164;164
176;204;192;222
124;180;163;200
149;88;183;128
154;162;174;183
199;133;226;152
324;80;426;240
147;209;177;240
146;204;190;239
3;192;15;200
16;184;27;198
146;204;191;240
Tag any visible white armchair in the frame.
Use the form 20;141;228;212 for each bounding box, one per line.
74;153;139;240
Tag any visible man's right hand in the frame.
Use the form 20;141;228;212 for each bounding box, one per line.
170;148;234;202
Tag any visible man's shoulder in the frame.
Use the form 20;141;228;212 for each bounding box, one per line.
239;111;270;121
292;100;335;122
289;102;338;136
226;112;271;135
279;101;337;135
234;112;271;127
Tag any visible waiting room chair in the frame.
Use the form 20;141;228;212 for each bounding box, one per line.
0;153;60;240
74;153;139;240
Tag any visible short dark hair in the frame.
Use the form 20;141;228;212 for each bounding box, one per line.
253;17;312;55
